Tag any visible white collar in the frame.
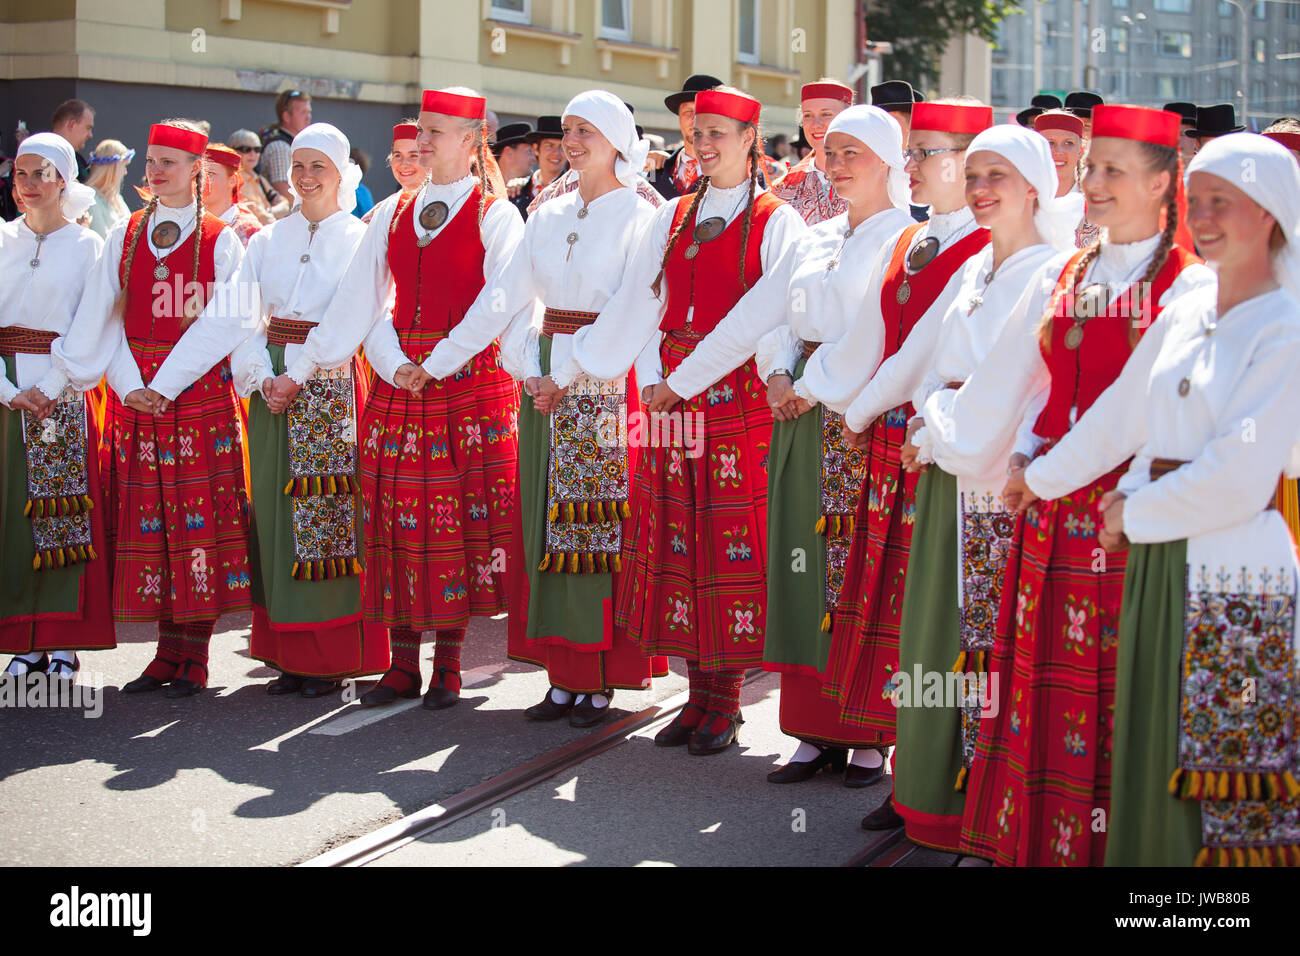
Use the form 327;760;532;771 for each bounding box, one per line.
153;201;196;228
926;205;976;247
218;205;238;225
1096;231;1162;274
422;173;477;202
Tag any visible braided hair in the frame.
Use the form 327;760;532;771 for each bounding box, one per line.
1039;140;1180;352
182;157;207;330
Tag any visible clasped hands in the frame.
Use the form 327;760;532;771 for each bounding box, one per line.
766;374;812;422
9;387;57;419
1001;455;1127;552
526;375;568;415
122;388;170;417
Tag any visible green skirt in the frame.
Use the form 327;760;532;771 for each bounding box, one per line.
762;357;826;671
1105;538;1202;866
893;465;966;851
245;344;365;626
515;335;613;648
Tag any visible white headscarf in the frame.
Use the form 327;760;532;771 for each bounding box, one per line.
1187;132;1300;301
823;105;912;211
15;132;98;221
966;124;1076;251
288;122;363;214
561;90;649;189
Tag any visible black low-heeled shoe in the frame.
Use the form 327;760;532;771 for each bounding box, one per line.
300;678;341;698
861;797;904;831
123;658;173;694
164;660;207;699
568;690;613;728
5;653;50;677
421;665;460;710
687;709;744;756
360;666;422;707
767;745;848;783
266;673;306;695
524;687;574;721
653;702;707;747
843;762;888;789
47;655;79;680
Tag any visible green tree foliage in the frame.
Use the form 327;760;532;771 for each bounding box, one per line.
866;0;1026;91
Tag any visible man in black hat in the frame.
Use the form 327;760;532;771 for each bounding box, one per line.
512;116;566;220
1064;91;1104;137
1187;104;1246;153
1017;93;1063;128
1163;101;1198;166
492;121;536;183
650;73;723;199
870;79;924;141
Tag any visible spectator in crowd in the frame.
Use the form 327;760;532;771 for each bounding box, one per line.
50;98;95;181
1264;116;1300;164
492;122;536;182
258;89;312;201
228;128;290;222
485;109;501;143
350;146;375;218
83;138;134;237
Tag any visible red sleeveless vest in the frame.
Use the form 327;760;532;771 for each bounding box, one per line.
1033;244;1201;442
878;223;991;361
659;190;783;336
119;209;225;343
387;186;496;334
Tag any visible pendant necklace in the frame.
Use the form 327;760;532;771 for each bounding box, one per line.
966;258;999;315
150;212;190;281
684;187;748;260
416;180;474;248
26;228;48;270
299;220;320;264
895;220;952;305
825;220;857;273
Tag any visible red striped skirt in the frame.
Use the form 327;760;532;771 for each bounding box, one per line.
358;331;518;629
960;462;1127;866
111;339;252;623
818;404;918;739
614;330;770;670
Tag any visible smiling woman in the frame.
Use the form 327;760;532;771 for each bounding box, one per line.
771;79;855;225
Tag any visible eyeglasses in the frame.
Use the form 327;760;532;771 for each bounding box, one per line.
234;145;262;154
902;147;962;163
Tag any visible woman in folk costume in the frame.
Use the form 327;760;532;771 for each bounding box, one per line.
423;91;667;727
770;80;853;225
955;106;1211;866
68;120;250;697
1032;110;1098;249
203;144;263;247
148;123;389;698
0;133;113;678
662;105;912;781
1005;133;1300;866
267;88;524;710
361;123;425;226
804;101;993;803
537;87;805;754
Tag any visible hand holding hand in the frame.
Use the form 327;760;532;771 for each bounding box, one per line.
404;366;434;395
767;374;794;421
900;417;928;473
268;373;302;413
12;387;55;419
1002;466;1038;513
123;389;159;416
1098;490;1128;552
646;382;682;415
841;421;868;450
533;375;567;415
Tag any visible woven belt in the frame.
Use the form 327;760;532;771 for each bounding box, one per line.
945;380;965;390
1151;457;1276;510
0;327;58;356
801;339;824;360
541;307;599;338
267;316;317;347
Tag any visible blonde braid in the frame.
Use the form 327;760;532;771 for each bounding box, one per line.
736;135;761;292
651;178;709;299
1129;191;1178;346
475;120;489;225
1037;239;1101;354
181;162;206;331
111;196;159;321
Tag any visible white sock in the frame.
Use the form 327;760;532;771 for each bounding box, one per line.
956;855;992;867
51;650;77;665
849;748;883;769
590;693;609;709
5;651;44;675
790;741;823;763
549;687;573;705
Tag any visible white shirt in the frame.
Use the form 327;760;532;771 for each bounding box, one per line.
663;206;914;403
284;174;526;386
51;201;245;400
925;234;1215;482
0;218;104;406
148;209;368;400
804;206;984;430
475;184;659;384
546;180;807;391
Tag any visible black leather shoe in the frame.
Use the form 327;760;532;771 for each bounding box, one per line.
266;673;305;695
524;687;574;721
861;798;904;831
569;691;613;728
421;665;460;710
300;678;341;698
654;702;707;747
843;760;888;789
47;655;79;680
164;660;207;699
767;746;848;783
5;653;49;676
360;666;422;707
123;674;165;694
687;709;744;756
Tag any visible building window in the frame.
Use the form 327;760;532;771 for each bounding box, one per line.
1111;26;1128;53
1157;31;1192;57
1289;3;1300;22
1112;0;1128;7
1253;1;1267;19
1154;0;1191;12
1288;83;1299;105
737;0;760;64
1252;79;1266;102
1218;77;1234;100
1158;75;1191;99
490;0;530;25
1256;37;1267;62
599;0;631;40
1218;34;1235;60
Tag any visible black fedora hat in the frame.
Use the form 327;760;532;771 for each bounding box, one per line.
665;74;723;115
1064;91;1104;119
524;115;562;144
494;122;533;149
871;80;924;113
1017;93;1063;127
1189;103;1245;139
1163;102;1198;126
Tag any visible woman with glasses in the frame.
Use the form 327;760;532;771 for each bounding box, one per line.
228;129;289;223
